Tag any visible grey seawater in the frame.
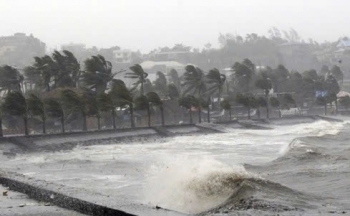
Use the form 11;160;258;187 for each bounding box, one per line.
1;119;349;215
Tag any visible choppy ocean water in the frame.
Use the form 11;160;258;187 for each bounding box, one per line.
1;119;349;215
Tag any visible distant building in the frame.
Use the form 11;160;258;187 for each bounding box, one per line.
277;42;314;71
113;49;132;63
61;43;86;53
139;60;185;81
0;33;46;67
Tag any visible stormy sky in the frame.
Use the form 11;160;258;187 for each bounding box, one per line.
0;0;349;52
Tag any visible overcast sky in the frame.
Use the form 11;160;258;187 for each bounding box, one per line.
0;0;349;52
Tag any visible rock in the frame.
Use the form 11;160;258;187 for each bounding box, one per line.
3;191;8;196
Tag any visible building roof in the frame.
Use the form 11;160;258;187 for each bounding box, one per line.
140;61;185;70
337;40;350;48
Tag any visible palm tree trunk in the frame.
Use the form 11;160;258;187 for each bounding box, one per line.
97;116;101;130
141;81;144;96
160;106;165;126
130;104;135;128
147;106;151;127
61;116;65;133
207;108;210;123
0;117;3;137
265;92;269;119
83;114;87;131
42;117;46;134
198;106;202;123
112;109;116;129
229;108;232;121
24;116;29;136
189;110;193;124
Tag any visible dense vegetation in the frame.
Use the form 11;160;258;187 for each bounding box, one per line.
0;49;343;136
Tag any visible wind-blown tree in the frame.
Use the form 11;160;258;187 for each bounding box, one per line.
143;79;154;95
167;83;180;100
0;101;3;137
206;68;226;110
98;92;117;129
255;71;272;118
280;93;296;109
134;95;151;127
84;90;102;130
220;98;232;121
153;71;167;97
269;96;281;118
3;92;29;135
0;65;24;94
27;94;47;134
200;98;211;123
110;79;135;128
179;95;197;124
52;50;81;88
168;69;181;89
320;65;330;76
147;92;164;126
82;55;114;94
61;89;88;131
235;93;257;119
126;64;148;96
272;64;289;93
339;95;350;111
45;98;65;133
30;55;57;92
231;62;253;93
182;65;207;123
325;75;340;113
256;96;267;119
330;65;343;83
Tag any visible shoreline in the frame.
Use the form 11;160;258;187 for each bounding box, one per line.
0;114;344;216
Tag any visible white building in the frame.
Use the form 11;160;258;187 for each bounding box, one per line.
113;49;132;63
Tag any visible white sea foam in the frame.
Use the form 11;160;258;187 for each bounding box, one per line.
143;156;250;214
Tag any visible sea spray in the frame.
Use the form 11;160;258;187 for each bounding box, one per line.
143;156;252;214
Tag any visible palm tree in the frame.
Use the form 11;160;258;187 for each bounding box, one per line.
61;89;88;131
135;95;150;127
200;98;211;123
3;92;29;135
45;98;65;133
98;92;118;129
179;95;197;124
153;71;167;97
0;101;3;137
110;79;135;128
52;50;80;88
235;93;257;119
168;69;181;89
82;55;114;94
147;92;164;126
256;96;267;119
269;97;280;118
231;62;253;93
206;68;226;110
167;84;180;100
220;98;232;121
255;72;272;118
182;65;207;123
83;90;102;130
126;64;148;96
31;55;57;91
27;94;47;134
0;65;24;94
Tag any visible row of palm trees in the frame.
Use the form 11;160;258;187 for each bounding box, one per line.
0;50;343;136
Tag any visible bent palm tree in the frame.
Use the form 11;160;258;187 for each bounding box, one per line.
126;64;148;96
135;95;150;127
147;92;164;126
98;92;118;129
27;94;47;134
61;89;88;131
110;79;135;128
220;98;232;121
179;95;197;124
206;68;226;110
3;92;29;135
0;65;24;94
182;65;207;123
255;72;272;118
82;55;114;94
45;98;65;133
